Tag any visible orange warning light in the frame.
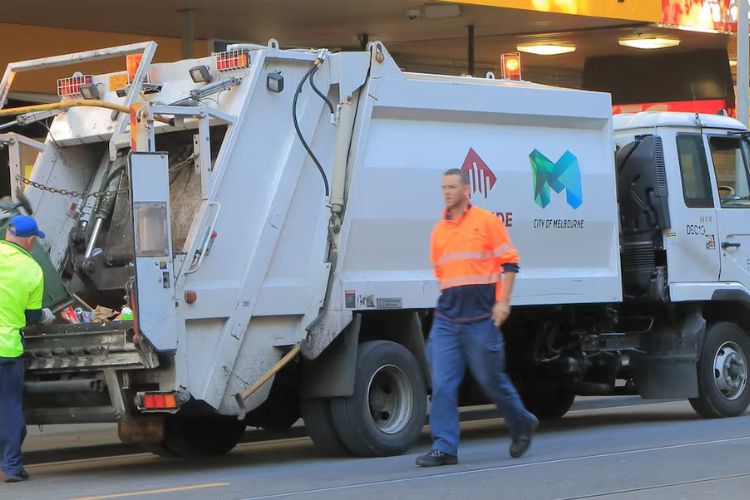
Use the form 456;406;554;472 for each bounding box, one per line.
501;52;521;81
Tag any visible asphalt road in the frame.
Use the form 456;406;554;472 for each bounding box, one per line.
9;398;750;500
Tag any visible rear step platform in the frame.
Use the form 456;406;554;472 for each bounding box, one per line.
23;321;158;372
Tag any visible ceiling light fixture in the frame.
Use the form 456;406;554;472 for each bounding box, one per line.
406;4;462;20
517;43;576;56
618;37;680;50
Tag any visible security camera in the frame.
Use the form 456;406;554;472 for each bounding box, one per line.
406;8;421;21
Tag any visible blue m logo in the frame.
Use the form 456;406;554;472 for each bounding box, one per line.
529;150;583;209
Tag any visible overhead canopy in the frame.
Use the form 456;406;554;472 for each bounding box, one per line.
0;0;732;95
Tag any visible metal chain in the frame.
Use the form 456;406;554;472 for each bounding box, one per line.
17;175;129;200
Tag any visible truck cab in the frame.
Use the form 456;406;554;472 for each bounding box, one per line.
612;112;750;418
614;112;750;301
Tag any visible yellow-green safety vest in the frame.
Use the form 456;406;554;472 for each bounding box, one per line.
0;240;44;358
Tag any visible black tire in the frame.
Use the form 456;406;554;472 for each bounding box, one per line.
521;382;576;420
301;398;352;456
141;442;178;458
143;416;246;457
689;322;750;418
330;340;428;457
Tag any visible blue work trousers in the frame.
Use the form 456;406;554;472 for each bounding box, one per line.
427;317;533;456
0;358;26;476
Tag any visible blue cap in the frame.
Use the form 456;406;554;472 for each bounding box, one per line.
8;215;45;239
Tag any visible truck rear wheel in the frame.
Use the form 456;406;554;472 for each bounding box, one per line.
143;416;246;457
689;322;750;418
301;398;351;456
329;340;427;457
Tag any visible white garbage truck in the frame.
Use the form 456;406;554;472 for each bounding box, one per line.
1;39;749;458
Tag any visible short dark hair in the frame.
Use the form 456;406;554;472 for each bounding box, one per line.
443;168;469;185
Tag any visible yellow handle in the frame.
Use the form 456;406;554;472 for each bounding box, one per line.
0;99;130;117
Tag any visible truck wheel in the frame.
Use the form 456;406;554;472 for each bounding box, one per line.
689;322;750;418
330;340;427;457
301;398;352;456
143;416;246;457
521;383;576;420
141;442;177;458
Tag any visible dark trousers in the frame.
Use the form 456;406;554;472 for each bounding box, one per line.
0;358;26;476
427;317;533;456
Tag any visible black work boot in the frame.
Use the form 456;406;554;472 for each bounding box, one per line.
509;415;539;459
4;470;30;483
416;449;458;467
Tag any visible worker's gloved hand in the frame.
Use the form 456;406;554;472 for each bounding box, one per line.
40;308;56;325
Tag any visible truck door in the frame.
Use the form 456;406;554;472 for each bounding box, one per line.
670;133;720;282
705;135;750;285
129;152;177;351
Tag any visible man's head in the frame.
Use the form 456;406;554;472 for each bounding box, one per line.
442;168;471;211
5;215;45;251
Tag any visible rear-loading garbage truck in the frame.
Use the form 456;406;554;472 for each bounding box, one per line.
1;39;749;457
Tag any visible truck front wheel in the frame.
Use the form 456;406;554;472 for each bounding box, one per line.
689;322;750;418
329;340;428;457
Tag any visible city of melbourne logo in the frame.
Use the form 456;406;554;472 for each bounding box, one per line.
529;149;583;209
461;148;496;199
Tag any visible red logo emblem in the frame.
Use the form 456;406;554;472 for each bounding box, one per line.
461;148;496;199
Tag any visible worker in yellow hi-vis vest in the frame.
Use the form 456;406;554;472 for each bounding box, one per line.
0;215;55;483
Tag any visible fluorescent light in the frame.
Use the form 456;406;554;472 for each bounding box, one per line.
619;37;680;50
422;4;461;19
517;43;576;56
672;24;720;34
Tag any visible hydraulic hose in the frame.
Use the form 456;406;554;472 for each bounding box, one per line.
292;61;331;197
309;68;335;115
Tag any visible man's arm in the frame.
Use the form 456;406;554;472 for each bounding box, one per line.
430;227;443;282
487;216;519;327
25;269;54;325
492;271;515;327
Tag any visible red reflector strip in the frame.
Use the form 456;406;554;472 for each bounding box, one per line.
214;50;249;71
142;392;178;410
57;75;93;97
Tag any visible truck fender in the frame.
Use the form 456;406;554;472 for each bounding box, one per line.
300;314;361;399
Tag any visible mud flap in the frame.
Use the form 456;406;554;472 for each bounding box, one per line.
632;306;705;399
301;314;361;398
118;416;165;444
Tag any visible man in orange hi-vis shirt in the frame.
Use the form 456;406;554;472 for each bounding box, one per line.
416;168;538;467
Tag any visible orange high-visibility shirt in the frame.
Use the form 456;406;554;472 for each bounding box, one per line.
430;205;519;322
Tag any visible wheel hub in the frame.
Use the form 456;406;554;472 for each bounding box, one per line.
367;365;412;435
713;341;748;401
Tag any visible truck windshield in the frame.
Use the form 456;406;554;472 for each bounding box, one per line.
709;136;750;207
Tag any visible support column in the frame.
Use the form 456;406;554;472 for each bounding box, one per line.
181;9;196;59
738;0;748;127
468;25;475;77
